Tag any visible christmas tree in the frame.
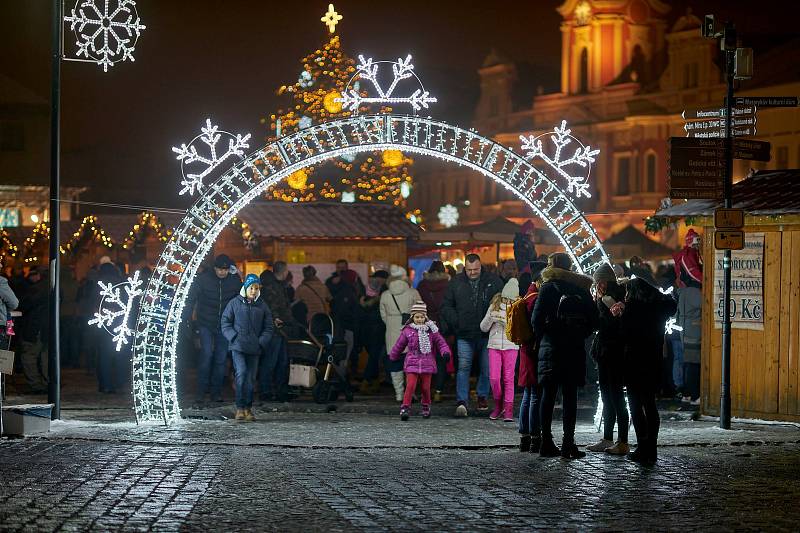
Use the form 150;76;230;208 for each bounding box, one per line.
261;6;418;219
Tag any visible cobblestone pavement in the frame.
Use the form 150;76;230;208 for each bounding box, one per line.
1;437;798;531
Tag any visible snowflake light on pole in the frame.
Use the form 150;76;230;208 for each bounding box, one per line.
520;120;599;199
438;204;459;228
63;0;146;72
89;270;143;352
172;119;251;196
336;55;437;113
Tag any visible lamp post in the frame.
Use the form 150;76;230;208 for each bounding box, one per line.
48;0;62;420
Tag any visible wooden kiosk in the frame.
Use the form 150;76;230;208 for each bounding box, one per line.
657;170;800;421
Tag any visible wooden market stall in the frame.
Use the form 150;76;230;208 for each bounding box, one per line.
214;201;420;278
656;170;800;421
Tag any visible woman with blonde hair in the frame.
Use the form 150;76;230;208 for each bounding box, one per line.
480;278;521;421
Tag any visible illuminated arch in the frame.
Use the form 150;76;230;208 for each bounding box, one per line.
133;114;609;423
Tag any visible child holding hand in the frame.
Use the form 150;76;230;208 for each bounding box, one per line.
389;301;451;420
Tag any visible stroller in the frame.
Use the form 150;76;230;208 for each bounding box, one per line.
286;313;353;403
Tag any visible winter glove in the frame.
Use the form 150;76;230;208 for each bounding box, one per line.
441;353;451;362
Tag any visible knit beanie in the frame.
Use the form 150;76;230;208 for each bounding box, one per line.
389;264;407;279
243;273;260;290
593;263;617;285
548;252;573;270
685;228;701;247
501;278;519;299
410;300;428;318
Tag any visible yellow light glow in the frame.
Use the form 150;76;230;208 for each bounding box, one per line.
287;169;309;190
382;149;404;168
324;90;343;114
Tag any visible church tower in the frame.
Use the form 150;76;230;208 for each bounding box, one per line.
557;0;670;94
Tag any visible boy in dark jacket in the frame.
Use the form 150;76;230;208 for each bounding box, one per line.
531;252;597;459
221;274;273;421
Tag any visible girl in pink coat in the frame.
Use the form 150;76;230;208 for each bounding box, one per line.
389;301;451;420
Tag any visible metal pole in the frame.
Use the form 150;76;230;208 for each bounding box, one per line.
720;22;736;430
48;0;62;420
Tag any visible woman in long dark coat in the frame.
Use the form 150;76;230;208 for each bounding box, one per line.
617;277;677;464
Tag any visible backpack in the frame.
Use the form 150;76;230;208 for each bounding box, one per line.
505;293;535;345
556;290;592;337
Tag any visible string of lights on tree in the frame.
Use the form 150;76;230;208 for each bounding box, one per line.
0;229;19;259
259;7;415;215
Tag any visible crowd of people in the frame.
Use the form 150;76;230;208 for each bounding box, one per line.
0;228;705;465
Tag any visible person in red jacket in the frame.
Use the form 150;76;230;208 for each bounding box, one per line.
673;229;703;288
517;261;547;452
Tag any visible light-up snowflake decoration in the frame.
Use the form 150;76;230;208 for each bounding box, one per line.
63;0;146;72
172;119;251;196
336;54;437;113
520;120;599;199
89;270;143;351
438;204;459;228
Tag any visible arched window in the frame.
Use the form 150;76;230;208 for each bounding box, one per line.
645;152;657;192
579;48;589;94
616;156;631;196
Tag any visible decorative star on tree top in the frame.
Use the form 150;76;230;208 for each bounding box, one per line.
520;120;599;199
320;3;342;33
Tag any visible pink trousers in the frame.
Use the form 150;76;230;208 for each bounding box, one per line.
489;348;518;405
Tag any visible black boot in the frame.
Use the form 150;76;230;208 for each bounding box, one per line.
560;440;586;460
627;440;648;463
530;435;542;454
519;435;531;452
643;440;658;465
539;437;560;457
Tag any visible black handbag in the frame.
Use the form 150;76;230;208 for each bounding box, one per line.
391;294;411;324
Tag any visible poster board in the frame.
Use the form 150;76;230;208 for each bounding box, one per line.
713;232;764;330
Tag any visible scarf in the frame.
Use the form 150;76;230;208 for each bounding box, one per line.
409;321;438;354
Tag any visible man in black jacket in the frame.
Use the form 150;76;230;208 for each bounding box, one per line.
531;252;597;459
440;254;502;416
17;267;49;393
186;254;241;405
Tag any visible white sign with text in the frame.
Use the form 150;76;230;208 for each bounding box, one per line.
713;232;764;330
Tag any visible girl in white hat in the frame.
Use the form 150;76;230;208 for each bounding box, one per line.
388;301;451;420
480;278;521;421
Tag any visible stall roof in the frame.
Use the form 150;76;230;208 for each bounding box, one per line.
239;201;419;239
420;216;560;245
604;224;675;260
657;169;800;218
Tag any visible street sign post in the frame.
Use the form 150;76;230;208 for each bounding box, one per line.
731;96;798;107
686;126;757;138
682;105;756;120
668;137;724;199
715;208;744;229
715;230;745;250
733;139;770;161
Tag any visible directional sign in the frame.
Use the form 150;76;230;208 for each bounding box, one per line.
682;105;756;120
684;115;756;132
732;96;798;108
686;126;757;138
670;188;723;200
733;139;771;162
715;208;744;229
715;230;745;250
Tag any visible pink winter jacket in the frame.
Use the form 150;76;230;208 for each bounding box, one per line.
389;322;451;374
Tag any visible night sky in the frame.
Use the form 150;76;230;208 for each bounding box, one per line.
1;0;796;211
